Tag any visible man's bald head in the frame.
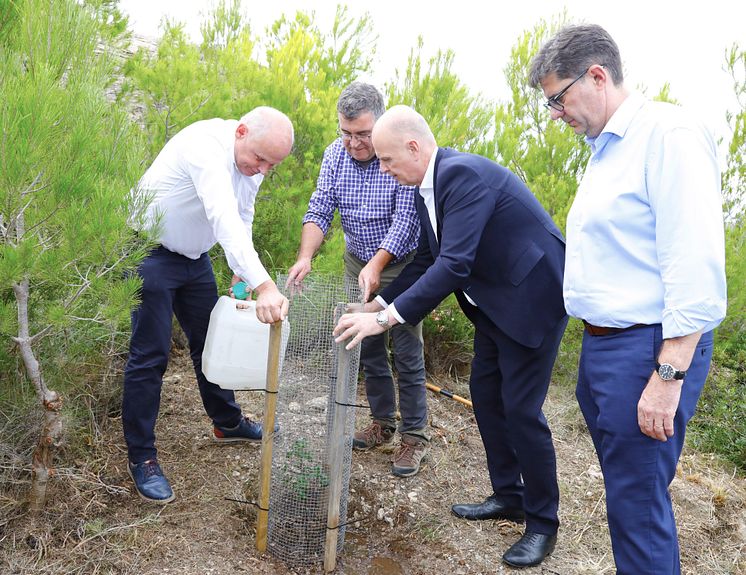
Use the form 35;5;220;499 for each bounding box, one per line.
371;105;436;186
240;106;294;154
374;105;435;146
234;106;294;177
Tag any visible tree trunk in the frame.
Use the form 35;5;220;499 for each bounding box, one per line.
29;391;63;513
12;278;64;514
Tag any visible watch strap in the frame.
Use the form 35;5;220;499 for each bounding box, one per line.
655;362;687;380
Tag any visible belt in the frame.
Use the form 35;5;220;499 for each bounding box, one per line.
582;320;648;336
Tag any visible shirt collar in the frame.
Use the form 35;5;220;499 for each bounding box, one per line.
587;91;646;151
352;155;378;171
420;147;439;189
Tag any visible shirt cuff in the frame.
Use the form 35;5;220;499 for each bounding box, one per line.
378;239;404;260
237;268;271;291
388;302;406;325
302;213;331;235
374;295;388;309
661;298;726;339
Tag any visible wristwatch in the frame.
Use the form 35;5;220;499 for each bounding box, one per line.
375;310;390;329
655;362;687;381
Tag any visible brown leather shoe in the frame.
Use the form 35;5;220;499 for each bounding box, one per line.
391;436;428;477
353;421;395;451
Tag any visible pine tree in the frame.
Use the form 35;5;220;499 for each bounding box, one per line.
0;0;146;510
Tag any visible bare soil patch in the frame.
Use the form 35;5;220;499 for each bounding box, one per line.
2;349;744;574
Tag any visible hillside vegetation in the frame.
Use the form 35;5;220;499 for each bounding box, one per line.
1;3;744;570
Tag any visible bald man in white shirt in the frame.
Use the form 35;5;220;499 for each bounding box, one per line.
124;106;293;504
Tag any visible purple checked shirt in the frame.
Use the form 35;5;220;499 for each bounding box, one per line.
303;139;420;263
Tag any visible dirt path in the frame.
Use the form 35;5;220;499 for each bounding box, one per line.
3;348;745;574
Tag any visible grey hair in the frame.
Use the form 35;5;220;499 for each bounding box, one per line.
337;81;385;120
239;106;295;145
529;24;624;88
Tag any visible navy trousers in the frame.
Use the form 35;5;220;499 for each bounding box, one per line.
468;306;567;534
122;246;242;463
576;325;714;575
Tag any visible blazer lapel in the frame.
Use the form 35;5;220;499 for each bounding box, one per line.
414;189;439;258
432;148;447;242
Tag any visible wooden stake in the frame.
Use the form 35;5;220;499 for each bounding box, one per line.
256;321;282;553
323;338;351;572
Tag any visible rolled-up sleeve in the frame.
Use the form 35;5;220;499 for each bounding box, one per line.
648;126;727;338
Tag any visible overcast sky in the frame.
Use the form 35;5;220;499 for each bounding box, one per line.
120;0;744;153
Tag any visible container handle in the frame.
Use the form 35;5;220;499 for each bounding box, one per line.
235;300;255;311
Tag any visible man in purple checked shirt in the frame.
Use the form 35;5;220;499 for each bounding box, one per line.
287;82;428;477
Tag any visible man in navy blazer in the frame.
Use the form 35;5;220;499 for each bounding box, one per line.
335;105;568;568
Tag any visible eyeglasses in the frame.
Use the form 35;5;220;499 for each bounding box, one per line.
544;67;592;112
337;128;372;143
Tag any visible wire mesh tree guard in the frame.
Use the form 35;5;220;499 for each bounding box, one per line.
256;274;362;572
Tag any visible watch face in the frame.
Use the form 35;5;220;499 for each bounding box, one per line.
658;363;676;380
376;311;388;327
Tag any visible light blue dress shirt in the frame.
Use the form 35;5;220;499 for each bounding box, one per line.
564;92;727;339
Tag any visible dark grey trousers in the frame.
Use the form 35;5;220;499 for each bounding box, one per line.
343;251;428;441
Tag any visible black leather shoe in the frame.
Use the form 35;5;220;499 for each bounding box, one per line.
502;531;557;568
451;494;525;522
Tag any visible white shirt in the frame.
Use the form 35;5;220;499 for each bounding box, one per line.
564;93;727;338
418;147;440;237
133;118;271;289
379;148;476;323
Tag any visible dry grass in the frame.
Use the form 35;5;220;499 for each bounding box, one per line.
1;350;744;574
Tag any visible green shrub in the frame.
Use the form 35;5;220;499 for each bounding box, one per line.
689;348;746;472
422;295;474;376
552;318;583;389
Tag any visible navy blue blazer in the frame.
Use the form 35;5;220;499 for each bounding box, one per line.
380;148;567;349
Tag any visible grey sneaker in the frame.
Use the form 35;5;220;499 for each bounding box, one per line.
353;421;395;451
391;435;428;477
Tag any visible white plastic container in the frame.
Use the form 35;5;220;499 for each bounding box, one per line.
202;296;270;390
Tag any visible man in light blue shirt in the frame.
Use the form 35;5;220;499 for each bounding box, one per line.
530;24;727;575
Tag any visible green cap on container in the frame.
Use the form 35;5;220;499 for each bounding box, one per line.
232;281;249;300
